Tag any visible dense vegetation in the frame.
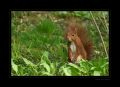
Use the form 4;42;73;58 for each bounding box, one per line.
11;11;109;76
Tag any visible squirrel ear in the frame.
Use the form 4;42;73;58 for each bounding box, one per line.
74;28;77;35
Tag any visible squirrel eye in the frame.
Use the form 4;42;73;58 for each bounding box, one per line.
72;34;74;36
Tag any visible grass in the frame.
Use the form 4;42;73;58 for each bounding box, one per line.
11;11;109;76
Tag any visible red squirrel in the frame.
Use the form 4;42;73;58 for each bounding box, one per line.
65;22;94;63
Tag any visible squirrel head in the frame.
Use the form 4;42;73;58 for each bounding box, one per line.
67;27;78;42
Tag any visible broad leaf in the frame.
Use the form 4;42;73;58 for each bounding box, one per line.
67;63;80;71
41;71;52;76
22;57;35;66
40;62;50;73
63;67;72;76
12;60;18;73
41;51;50;65
50;63;55;75
94;71;100;76
18;65;24;75
70;67;79;76
90;67;96;70
41;51;49;59
79;67;87;73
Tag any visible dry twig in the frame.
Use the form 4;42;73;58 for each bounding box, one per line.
90;11;108;58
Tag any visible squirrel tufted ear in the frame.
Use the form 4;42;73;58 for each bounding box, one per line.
74;28;77;35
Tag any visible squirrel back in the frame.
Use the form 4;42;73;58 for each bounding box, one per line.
65;22;94;62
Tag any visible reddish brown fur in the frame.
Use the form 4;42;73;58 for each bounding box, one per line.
65;22;94;62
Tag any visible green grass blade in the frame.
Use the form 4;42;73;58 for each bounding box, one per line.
101;62;109;68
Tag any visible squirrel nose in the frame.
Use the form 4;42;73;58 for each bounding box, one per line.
67;37;69;40
67;37;71;41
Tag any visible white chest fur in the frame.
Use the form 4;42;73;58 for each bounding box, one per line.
70;41;76;54
70;41;82;63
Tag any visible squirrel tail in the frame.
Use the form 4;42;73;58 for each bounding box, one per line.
66;21;94;60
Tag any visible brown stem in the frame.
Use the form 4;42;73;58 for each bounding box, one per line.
89;11;108;58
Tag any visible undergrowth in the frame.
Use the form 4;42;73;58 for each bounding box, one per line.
11;11;109;76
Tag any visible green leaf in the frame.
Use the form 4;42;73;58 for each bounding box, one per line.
67;63;80;71
41;71;52;76
101;62;109;68
41;51;49;59
18;65;24;75
70;67;79;76
50;63;55;75
41;51;50;64
63;67;72;76
94;71;101;76
87;61;93;66
79;68;86;73
54;60;59;68
12;60;18;73
83;64;90;72
79;61;90;74
58;65;65;74
40;62;50;73
90;67;96;70
31;66;38;75
22;57;35;66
